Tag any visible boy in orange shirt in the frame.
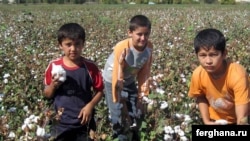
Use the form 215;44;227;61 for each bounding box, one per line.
188;28;249;125
102;15;153;140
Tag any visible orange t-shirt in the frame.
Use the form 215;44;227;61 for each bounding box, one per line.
188;62;249;123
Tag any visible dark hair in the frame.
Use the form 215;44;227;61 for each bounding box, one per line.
129;15;151;31
57;23;85;44
194;28;226;54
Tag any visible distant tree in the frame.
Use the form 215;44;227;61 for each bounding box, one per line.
2;0;9;3
57;0;64;3
220;0;235;4
202;0;218;3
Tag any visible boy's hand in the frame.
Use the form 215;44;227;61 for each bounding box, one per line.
78;103;94;125
51;74;63;89
116;79;124;91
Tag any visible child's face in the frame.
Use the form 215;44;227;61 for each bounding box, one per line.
59;38;84;61
197;46;227;76
128;26;150;51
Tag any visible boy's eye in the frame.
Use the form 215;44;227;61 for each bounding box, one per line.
137;32;149;37
208;53;219;57
65;43;72;47
198;54;206;57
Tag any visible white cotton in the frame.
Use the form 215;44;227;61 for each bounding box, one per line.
175;113;183;119
160;101;168;109
142;96;153;104
3;73;10;78
130;122;137;128
29;114;35;120
24;118;31;125
184;115;192;122
36;126;45;137
156;88;165;95
215;119;228;125
32;116;40;123
178;130;185;136
21;124;27;131
174;125;181;133
4;78;8;84
180;136;188;141
51;63;66;82
164;126;174;134
23;106;29;112
8;131;15;138
164;134;173;141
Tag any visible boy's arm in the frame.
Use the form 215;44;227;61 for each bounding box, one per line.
89;91;104;107
44;77;62;98
137;44;153;99
232;71;249;124
44;84;56;98
78;91;103;125
196;95;217;125
235;103;249;125
137;56;152;99
112;46;127;103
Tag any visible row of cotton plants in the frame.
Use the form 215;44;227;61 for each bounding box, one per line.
0;4;249;141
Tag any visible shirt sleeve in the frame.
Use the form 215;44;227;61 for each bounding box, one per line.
85;60;104;92
229;65;249;105
44;62;53;86
111;42;128;103
188;66;204;98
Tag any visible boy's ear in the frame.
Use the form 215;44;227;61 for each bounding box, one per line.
59;43;63;49
127;30;132;37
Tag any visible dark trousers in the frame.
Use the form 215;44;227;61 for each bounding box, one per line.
54;127;93;141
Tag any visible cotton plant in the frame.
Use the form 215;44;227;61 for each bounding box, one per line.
164;126;174;141
0;93;4;102
3;73;10;84
163;125;190;141
18;106;65;141
0;116;9;137
21;114;44;140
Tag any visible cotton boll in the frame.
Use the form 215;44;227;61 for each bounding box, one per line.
36;126;45;137
24;118;31;125
8;131;15;138
180;136;188;141
21;124;28;131
215;119;228;125
51;63;66;82
160;101;168;109
164;134;173;141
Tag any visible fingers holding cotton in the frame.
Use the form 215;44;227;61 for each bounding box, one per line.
51;63;66;82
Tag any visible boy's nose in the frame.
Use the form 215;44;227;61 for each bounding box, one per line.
71;45;76;50
205;57;213;64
